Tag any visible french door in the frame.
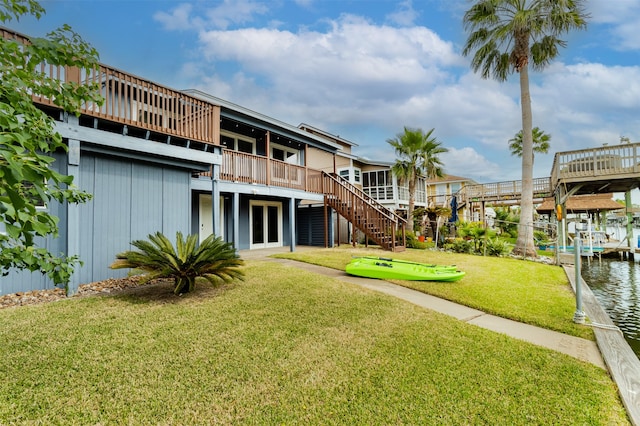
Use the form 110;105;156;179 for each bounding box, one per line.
250;200;282;249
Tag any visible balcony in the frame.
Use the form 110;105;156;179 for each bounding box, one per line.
5;28;220;146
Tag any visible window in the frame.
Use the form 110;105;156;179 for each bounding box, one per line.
271;145;299;164
353;168;361;184
220;131;256;154
339;169;350;180
237;139;253;154
221;135;235;149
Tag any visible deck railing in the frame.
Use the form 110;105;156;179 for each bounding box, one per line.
219;150;309;190
5;27;218;145
321;173;406;251
460;177;552;203
551;143;640;185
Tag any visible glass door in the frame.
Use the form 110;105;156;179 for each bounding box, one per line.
250;201;282;249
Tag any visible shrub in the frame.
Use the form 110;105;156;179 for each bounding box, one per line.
110;232;244;294
485;238;511;257
444;238;473;254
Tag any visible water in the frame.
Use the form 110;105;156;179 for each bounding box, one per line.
580;227;640;358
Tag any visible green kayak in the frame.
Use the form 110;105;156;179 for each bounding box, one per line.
345;256;465;282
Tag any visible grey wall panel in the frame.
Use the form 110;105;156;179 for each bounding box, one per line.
0;151;194;296
76;153;192;285
238;196;250;250
130;163;164;242
161;168;191;239
282;198;291;246
91;157;133;281
77;153;96;285
0;151;67;295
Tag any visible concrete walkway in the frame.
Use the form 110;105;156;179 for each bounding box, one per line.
240;247;605;369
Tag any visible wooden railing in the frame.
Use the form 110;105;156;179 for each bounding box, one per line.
458;177;552;205
5;27;218;145
322;172;406;251
551;142;640;185
219;150;308;190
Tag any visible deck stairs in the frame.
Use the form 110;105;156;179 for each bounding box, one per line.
322;172;406;252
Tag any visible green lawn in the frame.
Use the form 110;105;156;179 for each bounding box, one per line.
274;246;593;339
0;260;628;424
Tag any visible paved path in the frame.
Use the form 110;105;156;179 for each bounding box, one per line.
241;250;605;369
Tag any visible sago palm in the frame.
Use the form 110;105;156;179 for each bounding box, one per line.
462;0;588;257
110;232;244;294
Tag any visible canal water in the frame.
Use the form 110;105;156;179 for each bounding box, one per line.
580;227;640;359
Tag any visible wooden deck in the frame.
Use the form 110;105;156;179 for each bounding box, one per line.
459;177;552;205
5;26;221;146
456;142;640;208
551;142;640;194
564;266;640;425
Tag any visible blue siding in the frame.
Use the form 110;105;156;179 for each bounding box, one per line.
0;152;67;295
0;151;193;296
76;153;191;285
130;163;164;241
161;168;190;238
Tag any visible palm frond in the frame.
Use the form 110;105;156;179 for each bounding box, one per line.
110;231;245;294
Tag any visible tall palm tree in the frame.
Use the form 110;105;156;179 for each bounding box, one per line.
462;0;588;257
387;127;447;223
509;127;551;161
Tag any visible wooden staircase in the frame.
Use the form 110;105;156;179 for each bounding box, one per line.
322;172;406;252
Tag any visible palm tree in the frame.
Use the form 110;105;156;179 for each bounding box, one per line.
387;127;447;222
110;232;244;294
462;0;587;257
509;127;551;161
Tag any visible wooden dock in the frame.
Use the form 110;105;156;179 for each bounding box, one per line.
564;265;640;425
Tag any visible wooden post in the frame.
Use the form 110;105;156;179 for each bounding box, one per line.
626;190;635;260
266;131;271;186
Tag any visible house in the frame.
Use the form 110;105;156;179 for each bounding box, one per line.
0;28;406;297
425;174;477;222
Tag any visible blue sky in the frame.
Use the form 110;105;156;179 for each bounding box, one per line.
8;0;640;191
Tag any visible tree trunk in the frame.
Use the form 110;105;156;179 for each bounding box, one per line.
408;177;416;230
513;64;537;257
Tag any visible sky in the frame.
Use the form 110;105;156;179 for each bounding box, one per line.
7;0;640;194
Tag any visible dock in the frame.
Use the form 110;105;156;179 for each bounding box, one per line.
564;265;640;426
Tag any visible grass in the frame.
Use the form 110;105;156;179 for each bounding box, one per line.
273;246;594;339
0;261;628;424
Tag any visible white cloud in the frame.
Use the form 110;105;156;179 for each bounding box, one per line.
205;0;270;30
153;3;195;31
587;0;640;51
386;0;419;27
441;147;507;182
154;0;270;31
196;14;463;104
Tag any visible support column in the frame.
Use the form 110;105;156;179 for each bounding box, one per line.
212;163;221;238
233;192;240;249
289;197;296;252
626;190;634;260
66;138;81;296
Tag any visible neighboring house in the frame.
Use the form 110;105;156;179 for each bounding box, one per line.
425;174;477;221
0;28;406;297
359;159;427;215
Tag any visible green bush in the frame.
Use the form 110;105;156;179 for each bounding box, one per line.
444;238;473;254
485;238;511;257
110;231;244;294
533;230;550;246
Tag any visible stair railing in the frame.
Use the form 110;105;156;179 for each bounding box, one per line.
321;172;406;251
